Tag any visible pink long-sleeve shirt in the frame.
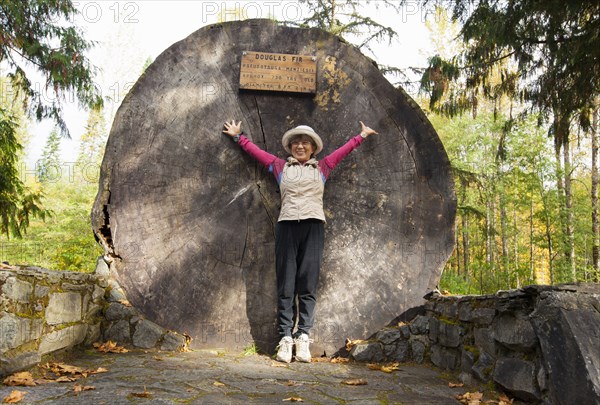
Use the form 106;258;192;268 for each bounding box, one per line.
238;134;366;221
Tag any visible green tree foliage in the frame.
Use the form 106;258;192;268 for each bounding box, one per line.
292;0;399;52
0;0;102;238
419;1;600;123
76;106;107;170
0;0;102;131
431;105;598;294
36;127;62;183
0;177;102;272
0;106;46;238
417;0;600;283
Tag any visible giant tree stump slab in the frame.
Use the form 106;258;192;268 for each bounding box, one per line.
92;19;456;354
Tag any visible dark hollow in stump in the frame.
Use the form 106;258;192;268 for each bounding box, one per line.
92;19;456;355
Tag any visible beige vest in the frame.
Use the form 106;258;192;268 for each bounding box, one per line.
278;157;325;222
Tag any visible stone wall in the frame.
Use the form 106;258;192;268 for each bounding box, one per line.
0;266;106;377
349;283;600;404
1;259;187;377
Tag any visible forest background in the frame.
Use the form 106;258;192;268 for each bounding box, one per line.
1;0;598;295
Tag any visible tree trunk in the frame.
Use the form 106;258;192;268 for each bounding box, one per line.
500;189;509;288
529;191;534;281
563;138;576;281
462;212;470;279
91;20;457;355
592;102;599;281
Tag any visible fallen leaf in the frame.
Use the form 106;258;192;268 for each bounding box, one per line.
2;390;26;403
498;394;513;405
285;380;301;387
153;356;163;361
456;391;484;405
330;357;349;364
310;357;330;363
441;289;452;295
449;382;465;388
3;372;36;387
91;367;108;374
341;379;368;386
48;363;84;375
33;378;57;385
344;339;366;351
93;341;129;353
397;321;408;327
367;363;400;373
270;362;288;368
178;332;193;352
73;384;96;393
56;376;77;383
130;386;152;398
380;363;400;373
213;381;225;387
282;397;303;402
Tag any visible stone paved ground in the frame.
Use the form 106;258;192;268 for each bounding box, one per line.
1;349;509;404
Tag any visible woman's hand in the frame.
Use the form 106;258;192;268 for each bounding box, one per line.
223;120;242;137
359;121;378;137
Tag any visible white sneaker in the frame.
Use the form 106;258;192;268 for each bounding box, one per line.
294;333;312;363
276;336;293;363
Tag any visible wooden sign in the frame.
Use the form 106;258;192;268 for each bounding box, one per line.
239;51;317;94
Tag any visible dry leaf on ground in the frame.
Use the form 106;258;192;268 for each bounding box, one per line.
341;379;368;386
344;339;366;351
212;381;225;387
449;382;465;388
456;391;484;404
367;363;400;373
310;357;330;363
46;363;84;375
55;376;77;383
282;397;303;402
178;332;193;352
130;386;152;398
498;394;514;405
2;390;26;404
73;384;96;393
270;362;288;368
93;341;129;353
3;372;36;387
40;362;106;382
330;357;349;364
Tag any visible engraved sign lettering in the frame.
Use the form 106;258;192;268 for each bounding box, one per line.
239;51;317;94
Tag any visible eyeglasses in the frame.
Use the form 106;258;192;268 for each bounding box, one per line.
291;141;313;147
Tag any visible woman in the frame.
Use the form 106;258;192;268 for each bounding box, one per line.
223;119;378;362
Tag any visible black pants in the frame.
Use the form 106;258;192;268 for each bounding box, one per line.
275;219;324;338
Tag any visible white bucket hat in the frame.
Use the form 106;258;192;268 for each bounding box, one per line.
282;125;323;155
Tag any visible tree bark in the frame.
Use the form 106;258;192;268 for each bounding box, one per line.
592;102;599;281
563;137;576;281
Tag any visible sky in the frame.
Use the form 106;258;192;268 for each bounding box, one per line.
24;0;441;165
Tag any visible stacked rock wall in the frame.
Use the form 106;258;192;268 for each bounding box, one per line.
1;260;187;377
350;284;600;404
0;267;106;377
